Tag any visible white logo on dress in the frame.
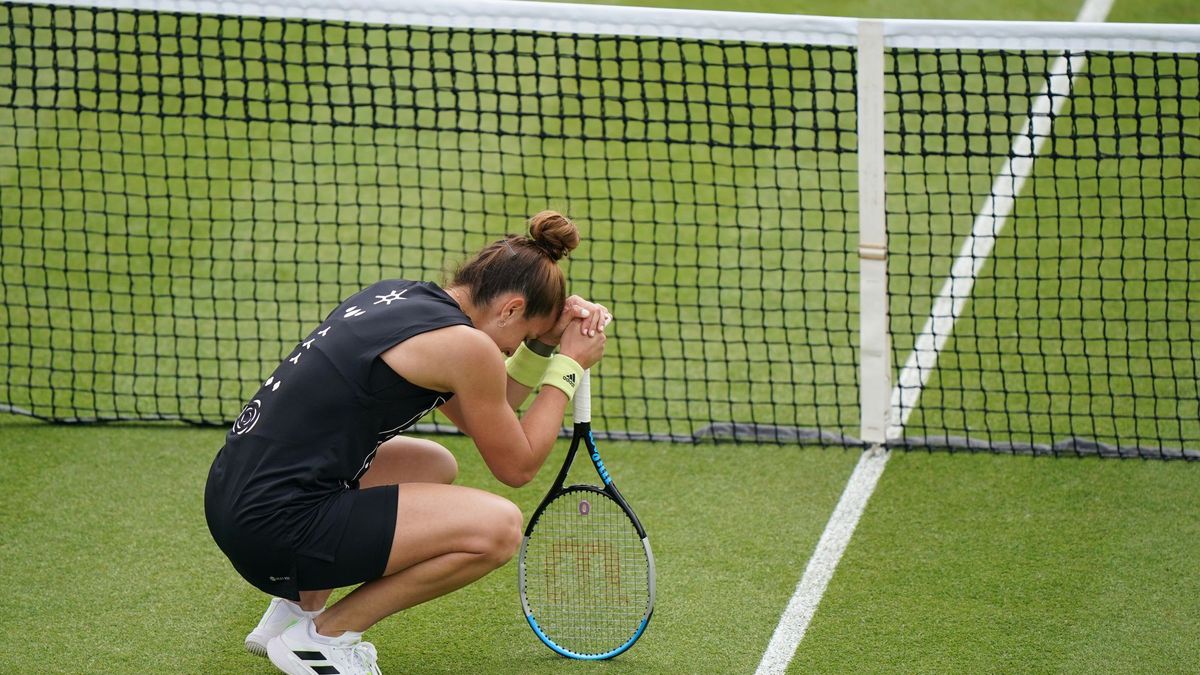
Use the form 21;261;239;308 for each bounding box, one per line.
374;289;408;305
232;400;262;435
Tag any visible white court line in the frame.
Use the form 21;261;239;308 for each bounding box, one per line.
754;446;890;674
755;2;1112;672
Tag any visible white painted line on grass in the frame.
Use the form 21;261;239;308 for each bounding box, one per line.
755;447;889;674
756;1;1112;672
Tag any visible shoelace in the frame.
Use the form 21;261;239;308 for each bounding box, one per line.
333;640;380;675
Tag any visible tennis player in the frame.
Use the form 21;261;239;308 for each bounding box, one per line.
204;211;610;675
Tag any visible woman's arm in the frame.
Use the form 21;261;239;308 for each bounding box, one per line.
381;324;603;487
447;295;610;415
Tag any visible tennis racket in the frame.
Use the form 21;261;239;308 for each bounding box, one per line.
518;369;655;659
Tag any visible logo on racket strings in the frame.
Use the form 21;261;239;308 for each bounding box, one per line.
579;499;590;516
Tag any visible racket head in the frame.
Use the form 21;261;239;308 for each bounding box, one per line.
518;484;656;660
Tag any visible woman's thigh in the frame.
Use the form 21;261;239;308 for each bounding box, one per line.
359;436;458;488
382;483;523;576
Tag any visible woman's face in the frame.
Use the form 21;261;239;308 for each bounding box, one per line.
481;295;558;357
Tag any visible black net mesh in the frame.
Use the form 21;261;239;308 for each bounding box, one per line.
1;3;1196;458
887;49;1199;458
0;3;860;441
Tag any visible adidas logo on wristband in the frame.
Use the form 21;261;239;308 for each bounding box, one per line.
541;354;582;400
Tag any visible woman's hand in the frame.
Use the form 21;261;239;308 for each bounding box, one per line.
537;295;612;346
558;318;607;370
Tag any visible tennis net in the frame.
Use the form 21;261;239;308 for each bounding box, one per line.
1;0;1197;458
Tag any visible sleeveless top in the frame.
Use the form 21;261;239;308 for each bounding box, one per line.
205;279;473;558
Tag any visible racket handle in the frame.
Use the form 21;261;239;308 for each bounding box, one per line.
574;369;591;424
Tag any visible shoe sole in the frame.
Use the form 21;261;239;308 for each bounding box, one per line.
246;617;300;658
245;636;268;657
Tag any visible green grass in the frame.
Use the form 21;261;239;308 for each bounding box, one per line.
546;0;1197;22
1;0;1199;672
2;416;1198;673
542;0;1081;20
0;413;859;673
794;452;1200;673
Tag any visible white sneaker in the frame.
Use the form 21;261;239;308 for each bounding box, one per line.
267;618;382;675
245;598;322;657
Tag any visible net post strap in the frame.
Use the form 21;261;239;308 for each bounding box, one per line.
856;20;892;446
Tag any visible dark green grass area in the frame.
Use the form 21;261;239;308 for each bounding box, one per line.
1108;0;1200;23
0;413;859;673
793;451;1200;673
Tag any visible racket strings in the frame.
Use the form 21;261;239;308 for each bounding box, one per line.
523;489;650;655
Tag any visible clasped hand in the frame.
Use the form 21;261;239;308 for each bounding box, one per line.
537;295;611;369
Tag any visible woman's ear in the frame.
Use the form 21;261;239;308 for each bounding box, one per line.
497;294;526;327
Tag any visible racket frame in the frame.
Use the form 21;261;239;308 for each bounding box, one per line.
517;371;656;660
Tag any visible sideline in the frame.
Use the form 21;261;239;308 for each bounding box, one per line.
755;1;1113;671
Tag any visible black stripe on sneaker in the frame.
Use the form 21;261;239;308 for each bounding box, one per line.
293;650;339;674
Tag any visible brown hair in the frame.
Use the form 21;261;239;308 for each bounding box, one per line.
450;211;580;318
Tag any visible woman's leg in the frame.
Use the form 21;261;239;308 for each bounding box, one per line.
358;435;458;487
313;483;522;637
296;436;459;611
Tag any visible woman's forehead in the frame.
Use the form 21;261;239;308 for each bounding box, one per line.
530;313;557;333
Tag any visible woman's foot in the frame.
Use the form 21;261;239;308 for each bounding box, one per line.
245;597;322;657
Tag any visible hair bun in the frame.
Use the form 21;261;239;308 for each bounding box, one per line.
527;210;580;262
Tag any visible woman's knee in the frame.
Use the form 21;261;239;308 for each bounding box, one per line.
480;497;523;565
414;439;458;484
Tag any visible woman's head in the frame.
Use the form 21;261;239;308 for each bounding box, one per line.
448;211;580;352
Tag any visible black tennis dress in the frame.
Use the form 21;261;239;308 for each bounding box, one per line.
204;280;473;600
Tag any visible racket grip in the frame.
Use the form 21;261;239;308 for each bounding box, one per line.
574;369;591;424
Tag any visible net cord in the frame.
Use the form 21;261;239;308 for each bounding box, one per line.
24;0;1200;52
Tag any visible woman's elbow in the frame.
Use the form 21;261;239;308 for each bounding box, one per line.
496;468;536;488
